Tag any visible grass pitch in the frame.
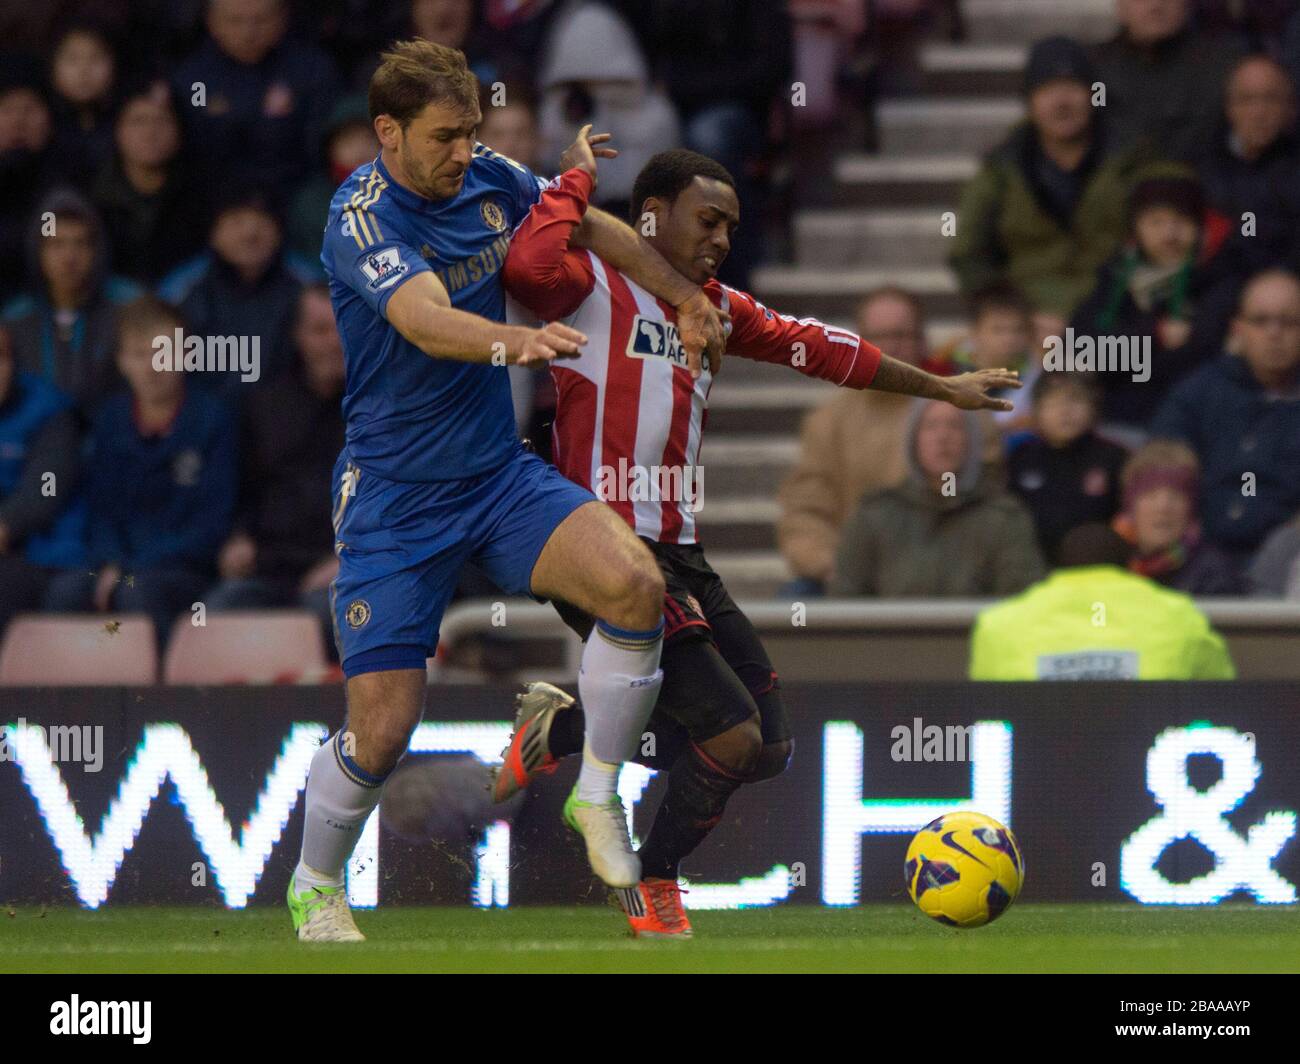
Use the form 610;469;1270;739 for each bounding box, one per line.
2;904;1297;974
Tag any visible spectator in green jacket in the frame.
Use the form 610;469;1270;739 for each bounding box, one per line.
949;35;1182;325
969;523;1236;680
831;398;1045;598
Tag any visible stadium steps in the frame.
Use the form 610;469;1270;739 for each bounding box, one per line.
919;43;1026;96
829;154;977;207
697;550;790;598
876;98;1023;156
961;0;1115;43
689;434;798;561
693;2;1115;598
750;266;961;324
794;207;952;268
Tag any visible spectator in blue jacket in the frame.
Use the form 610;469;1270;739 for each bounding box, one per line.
44;296;237;647
0;323;86;636
170;0;340;200
1;187;140;421
158;187;311;399
1152;268;1300;563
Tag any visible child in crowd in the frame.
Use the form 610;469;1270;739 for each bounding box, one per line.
931;283;1041;430
1008;372;1129;564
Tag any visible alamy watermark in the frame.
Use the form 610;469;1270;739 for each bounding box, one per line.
594;457;704;513
891;717;973;762
0;718;104;772
1043;329;1150;383
152;329;260;383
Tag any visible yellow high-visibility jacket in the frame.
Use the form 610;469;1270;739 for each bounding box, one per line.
969;566;1236;681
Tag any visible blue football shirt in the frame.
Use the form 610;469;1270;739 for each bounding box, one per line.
322;145;547;482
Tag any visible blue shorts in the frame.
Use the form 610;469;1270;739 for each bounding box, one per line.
328;444;595;677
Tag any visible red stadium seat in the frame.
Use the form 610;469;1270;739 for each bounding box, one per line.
163;610;328;684
0;614;158;685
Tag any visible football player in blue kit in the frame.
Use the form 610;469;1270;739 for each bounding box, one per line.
287;39;727;941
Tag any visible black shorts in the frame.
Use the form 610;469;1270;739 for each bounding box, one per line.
554;540;789;747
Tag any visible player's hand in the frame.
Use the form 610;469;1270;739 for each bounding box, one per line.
560;124;617;186
942;369;1022;411
513;322;587;367
675;290;728;378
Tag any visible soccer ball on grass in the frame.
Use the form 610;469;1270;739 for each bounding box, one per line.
903;811;1024;928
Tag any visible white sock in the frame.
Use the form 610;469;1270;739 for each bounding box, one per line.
295;731;388;890
576;619;663;801
576;742;621;803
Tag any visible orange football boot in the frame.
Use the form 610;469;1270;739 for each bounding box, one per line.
616;878;693;939
492;681;575;803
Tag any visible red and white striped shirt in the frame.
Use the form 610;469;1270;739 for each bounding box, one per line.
504;169;881;544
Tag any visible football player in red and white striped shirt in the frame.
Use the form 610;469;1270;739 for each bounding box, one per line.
494;138;1019;937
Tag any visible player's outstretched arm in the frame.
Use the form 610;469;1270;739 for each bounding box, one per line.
870;355;1021;412
385;272;586;367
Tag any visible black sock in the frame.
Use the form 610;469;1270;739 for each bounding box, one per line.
546;704;586;758
637;743;746;881
548;706;689;768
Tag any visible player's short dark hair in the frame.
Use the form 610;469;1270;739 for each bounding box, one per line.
369;38;479;128
1057;523;1133;569
629;149;735;226
968;282;1032;323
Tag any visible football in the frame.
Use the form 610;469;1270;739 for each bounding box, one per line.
904;812;1025;928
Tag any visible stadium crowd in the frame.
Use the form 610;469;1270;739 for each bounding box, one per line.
0;0;794;652
779;0;1300;611
1;0;1299;665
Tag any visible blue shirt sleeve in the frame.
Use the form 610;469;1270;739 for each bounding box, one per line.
322;209;432;319
475;144;548;229
509;163;548;227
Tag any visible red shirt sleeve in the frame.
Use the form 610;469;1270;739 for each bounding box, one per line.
503;168;597;321
709;282;881;389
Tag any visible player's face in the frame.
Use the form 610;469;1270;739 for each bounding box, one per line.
652;176;739;285
392;100;481;201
